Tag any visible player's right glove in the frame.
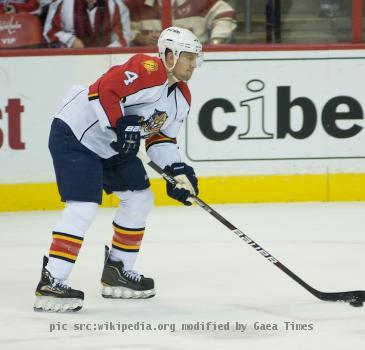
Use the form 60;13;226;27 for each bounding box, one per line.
164;162;198;206
110;115;141;156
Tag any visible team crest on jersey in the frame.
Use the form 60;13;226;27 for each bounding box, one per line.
142;60;158;74
140;109;168;137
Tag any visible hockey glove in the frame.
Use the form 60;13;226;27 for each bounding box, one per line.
164;162;198;206
110;115;141;155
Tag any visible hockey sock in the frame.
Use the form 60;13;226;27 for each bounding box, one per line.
110;189;153;270
47;231;84;280
109;222;145;271
46;201;98;280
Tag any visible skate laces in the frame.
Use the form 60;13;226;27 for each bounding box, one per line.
52;279;71;290
123;270;142;282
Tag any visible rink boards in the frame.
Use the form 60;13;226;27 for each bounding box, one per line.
1;49;365;211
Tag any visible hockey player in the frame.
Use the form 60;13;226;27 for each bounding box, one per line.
43;0;131;48
34;26;202;312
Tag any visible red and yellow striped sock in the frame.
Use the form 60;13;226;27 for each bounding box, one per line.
111;222;144;253
110;222;145;270
49;231;84;263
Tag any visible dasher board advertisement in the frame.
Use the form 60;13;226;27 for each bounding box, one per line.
187;52;365;161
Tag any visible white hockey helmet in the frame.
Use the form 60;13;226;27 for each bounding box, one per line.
158;27;203;70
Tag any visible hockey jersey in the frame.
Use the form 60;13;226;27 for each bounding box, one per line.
43;0;131;47
53;53;191;168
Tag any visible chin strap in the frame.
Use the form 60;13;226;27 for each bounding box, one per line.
167;70;180;84
161;58;181;83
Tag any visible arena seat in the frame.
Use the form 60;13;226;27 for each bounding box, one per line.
0;13;43;48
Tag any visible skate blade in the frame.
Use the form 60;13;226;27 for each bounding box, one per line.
102;286;155;299
33;295;83;312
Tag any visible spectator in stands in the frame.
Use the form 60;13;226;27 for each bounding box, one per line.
125;0;236;46
43;0;131;48
36;0;54;26
0;0;40;14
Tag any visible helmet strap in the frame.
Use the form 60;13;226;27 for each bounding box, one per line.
167;69;180;84
162;55;181;84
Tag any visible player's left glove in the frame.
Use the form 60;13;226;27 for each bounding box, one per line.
164;162;198;206
110;115;141;156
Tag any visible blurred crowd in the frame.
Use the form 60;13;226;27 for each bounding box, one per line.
0;0;357;49
0;0;237;49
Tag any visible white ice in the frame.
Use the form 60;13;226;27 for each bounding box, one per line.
0;202;364;350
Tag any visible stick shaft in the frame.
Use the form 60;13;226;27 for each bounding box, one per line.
140;153;364;303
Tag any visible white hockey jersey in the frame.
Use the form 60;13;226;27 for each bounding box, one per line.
53;53;191;168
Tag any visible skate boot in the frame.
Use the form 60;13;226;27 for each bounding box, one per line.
33;256;84;312
101;246;155;299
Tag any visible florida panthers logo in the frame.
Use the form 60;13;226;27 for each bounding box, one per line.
142;60;158;74
140;110;168;137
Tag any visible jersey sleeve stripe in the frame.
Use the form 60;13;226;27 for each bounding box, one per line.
88;93;99;101
145;132;177;151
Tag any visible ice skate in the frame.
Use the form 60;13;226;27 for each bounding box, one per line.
101;246;155;299
33;256;84;312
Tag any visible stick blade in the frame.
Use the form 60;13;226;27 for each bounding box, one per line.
317;290;365;307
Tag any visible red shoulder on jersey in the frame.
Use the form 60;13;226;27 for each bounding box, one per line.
89;53;167;99
177;81;191;106
121;54;167;93
88;54;167;127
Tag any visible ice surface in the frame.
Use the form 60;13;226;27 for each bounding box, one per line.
0;202;364;349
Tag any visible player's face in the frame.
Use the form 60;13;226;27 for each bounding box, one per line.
173;52;198;81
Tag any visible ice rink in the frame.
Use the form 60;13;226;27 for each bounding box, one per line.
0;202;364;349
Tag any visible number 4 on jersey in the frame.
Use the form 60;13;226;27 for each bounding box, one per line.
124;71;139;86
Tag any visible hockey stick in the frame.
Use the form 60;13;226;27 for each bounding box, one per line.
139;153;365;307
